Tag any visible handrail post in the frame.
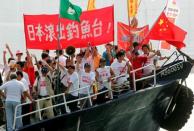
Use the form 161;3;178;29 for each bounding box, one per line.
153;67;156;87
13;105;18;130
133;72;136;91
87;87;93;106
37;100;42;120
109;83;113;99
63;93;68;112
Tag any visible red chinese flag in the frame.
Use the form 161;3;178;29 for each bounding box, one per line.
146;12;187;49
161;41;171;50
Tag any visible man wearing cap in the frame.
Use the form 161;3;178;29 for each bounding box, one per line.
16;50;23;62
33;66;54;119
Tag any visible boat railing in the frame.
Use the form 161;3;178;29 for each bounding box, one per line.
12;74;127;130
162;51;178;67
13;64;157;130
130;64;156;91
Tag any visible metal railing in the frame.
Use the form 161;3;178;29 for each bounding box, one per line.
13;75;124;129
161;51;178;67
13;65;157;130
130;64;157;91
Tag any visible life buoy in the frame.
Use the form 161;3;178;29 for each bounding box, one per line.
159;85;194;130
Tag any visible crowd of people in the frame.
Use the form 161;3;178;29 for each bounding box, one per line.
0;42;168;131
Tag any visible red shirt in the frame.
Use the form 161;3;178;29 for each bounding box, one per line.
131;56;147;79
23;66;35;87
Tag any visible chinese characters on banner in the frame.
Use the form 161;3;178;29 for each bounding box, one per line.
160;0;180;50
24;6;114;50
117;22;149;50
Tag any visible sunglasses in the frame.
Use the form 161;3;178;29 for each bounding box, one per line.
66;66;75;69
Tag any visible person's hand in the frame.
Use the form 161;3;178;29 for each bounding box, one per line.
166;56;170;60
156;50;161;56
5;43;10;49
26;50;30;55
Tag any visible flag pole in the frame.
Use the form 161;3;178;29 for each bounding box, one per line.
56;1;62;98
126;0;131;53
127;0;131;26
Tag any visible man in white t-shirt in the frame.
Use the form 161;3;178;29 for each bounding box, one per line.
111;51;130;89
62;65;79;112
79;63;96;107
16;61;30;86
16;71;31;126
33;67;54;119
96;58;114;103
0;74;33;131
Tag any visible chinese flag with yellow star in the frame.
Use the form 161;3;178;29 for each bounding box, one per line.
146;12;187;49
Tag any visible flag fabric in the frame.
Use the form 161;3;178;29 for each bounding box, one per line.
118;22;149;51
160;41;171;50
60;0;82;22
128;0;139;17
146;12;187;49
24;6;114;50
87;0;96;10
160;0;180;50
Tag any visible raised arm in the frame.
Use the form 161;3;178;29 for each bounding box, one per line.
6;44;14;58
31;54;40;70
3;50;7;65
26;50;33;67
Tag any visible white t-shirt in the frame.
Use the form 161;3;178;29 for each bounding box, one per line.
111;60;128;85
23;71;30;86
142;52;158;76
79;71;95;94
96;66;111;90
0;79;27;102
58;55;67;66
67;72;79;96
20;78;30;102
34;76;48;96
